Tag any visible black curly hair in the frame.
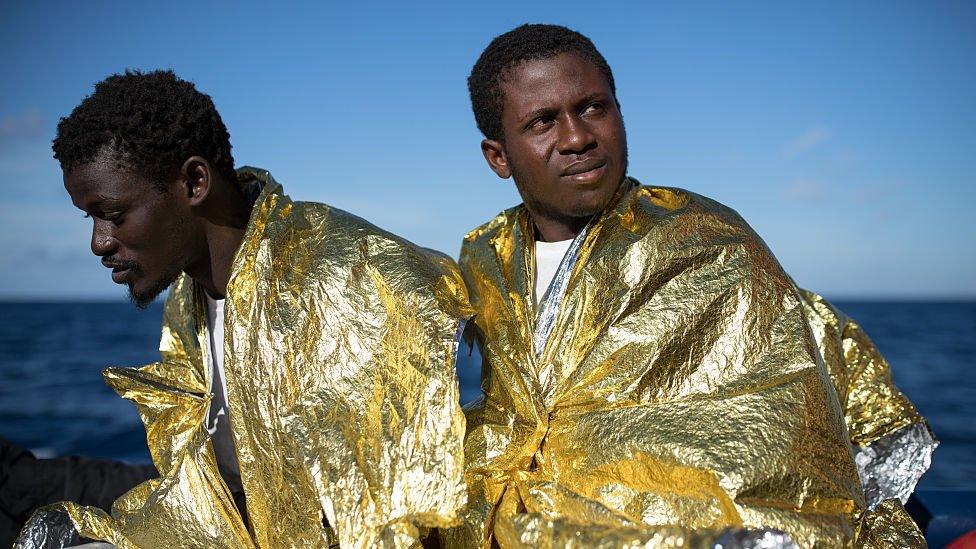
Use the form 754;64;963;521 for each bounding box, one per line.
468;24;617;142
53;69;235;190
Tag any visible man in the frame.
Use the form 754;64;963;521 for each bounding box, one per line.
15;70;470;548
445;24;933;548
0;438;157;546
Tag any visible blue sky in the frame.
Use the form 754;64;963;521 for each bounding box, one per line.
1;1;973;299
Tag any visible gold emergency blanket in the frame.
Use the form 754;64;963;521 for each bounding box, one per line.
17;168;471;548
800;290;936;512
800;291;923;447
444;179;924;548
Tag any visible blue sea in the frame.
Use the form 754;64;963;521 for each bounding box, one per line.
0;300;973;490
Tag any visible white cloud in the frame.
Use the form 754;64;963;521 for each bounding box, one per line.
783;125;829;158
0;108;44;146
848;184;886;205
782;179;827;202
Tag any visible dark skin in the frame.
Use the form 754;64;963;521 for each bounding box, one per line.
481;52;628;242
64;150;252;307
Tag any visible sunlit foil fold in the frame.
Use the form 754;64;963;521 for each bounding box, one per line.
854;423;936;510
443;179;929;548
798;289;936;512
17;167;472;548
714;528;798;549
14;506;82;549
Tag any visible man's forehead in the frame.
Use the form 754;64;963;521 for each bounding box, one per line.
65;158;122;188
499;53;608;111
63;157;152;203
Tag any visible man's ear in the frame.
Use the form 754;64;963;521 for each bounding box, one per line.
481;139;512;179
180;156;212;207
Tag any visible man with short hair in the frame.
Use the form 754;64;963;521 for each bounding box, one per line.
446;24;932;548
15;70;470;548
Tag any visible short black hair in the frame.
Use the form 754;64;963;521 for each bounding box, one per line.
53;69;235;189
468;24;617;142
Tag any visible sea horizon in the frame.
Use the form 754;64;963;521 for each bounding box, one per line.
3;295;974;304
1;299;973;492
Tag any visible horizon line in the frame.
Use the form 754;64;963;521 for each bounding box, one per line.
1;294;974;304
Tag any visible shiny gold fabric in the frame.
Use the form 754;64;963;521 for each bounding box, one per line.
801;290;935;514
445;180;923;548
855;499;927;548
19;168;471;548
799;290;924;446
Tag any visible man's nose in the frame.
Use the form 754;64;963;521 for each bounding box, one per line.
90;219;117;257
557;115;596;154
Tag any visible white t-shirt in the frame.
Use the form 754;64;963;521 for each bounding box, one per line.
205;294;239;475
535;239;573;306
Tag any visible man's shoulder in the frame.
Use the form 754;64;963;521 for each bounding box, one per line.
461;205;523;251
456;183;762;258
464;205;522;241
619;181;794;285
627;182;752;232
617;183;775;262
287;200;461;278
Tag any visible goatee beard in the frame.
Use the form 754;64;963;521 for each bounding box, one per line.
127;270;180;310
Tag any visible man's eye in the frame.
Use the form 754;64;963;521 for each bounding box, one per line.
530;117;553;130
583;103;605;115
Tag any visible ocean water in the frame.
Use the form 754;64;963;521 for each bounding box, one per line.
0;300;973;490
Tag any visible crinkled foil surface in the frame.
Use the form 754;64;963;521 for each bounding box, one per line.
853;423;936;510
445;180;927;548
714;528;798;549
17;168;471;548
799;290;936;512
15;506;87;548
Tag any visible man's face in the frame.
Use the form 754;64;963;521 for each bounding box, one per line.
490;52;627;235
64;154;199;308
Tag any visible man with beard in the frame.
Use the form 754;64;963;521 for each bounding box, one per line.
444;24;933;548
12;70;470;548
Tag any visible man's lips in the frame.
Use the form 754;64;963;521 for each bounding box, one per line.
561;158;607;181
102;259;137;284
561;158;607;177
111;267;131;284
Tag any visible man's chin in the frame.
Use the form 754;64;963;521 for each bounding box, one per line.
128;290;157;309
126;277;177;310
564;198;613;220
567;181;623;218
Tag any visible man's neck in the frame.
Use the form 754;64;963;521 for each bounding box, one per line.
197;225;247;299
189;185;255;299
531;214;588;242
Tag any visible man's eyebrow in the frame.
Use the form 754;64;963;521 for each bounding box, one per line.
518;93;613;125
577;92;611;106
94;194;123;206
78;194;121;214
518;106;558;125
